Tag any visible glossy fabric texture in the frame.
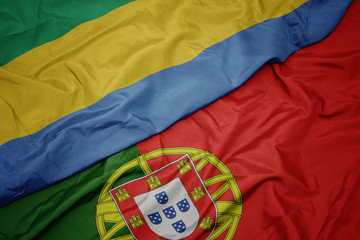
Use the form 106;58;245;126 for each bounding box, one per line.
0;0;351;207
0;0;308;145
0;0;134;65
138;1;360;237
0;1;358;239
0;146;141;240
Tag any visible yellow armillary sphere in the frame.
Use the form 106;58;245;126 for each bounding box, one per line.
96;147;243;240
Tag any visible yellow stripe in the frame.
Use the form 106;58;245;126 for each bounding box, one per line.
96;201;118;214
216;201;243;218
0;0;308;144
216;201;243;225
137;155;152;175
102;213;122;223
145;147;200;159
208;216;232;240
96;215;107;238
211;182;229;201
203;173;234;186
225;216;241;240
229;178;242;203
195;158;209;172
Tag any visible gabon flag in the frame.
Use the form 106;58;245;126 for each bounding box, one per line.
0;0;352;206
0;0;359;239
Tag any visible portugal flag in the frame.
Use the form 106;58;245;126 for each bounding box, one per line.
1;0;359;240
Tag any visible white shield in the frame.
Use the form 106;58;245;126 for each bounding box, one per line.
134;178;200;239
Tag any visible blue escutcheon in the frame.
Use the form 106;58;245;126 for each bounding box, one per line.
148;212;162;225
154;191;169;204
172;220;187;233
162;206;177;219
176;198;190;212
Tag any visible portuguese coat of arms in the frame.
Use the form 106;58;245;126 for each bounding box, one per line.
109;154;217;239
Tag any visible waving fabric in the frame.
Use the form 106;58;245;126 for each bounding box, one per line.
0;0;351;207
0;0;359;239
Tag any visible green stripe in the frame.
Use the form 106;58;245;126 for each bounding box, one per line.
0;0;134;66
0;145;142;240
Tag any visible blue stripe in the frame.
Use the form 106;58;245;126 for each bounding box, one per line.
0;0;351;206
